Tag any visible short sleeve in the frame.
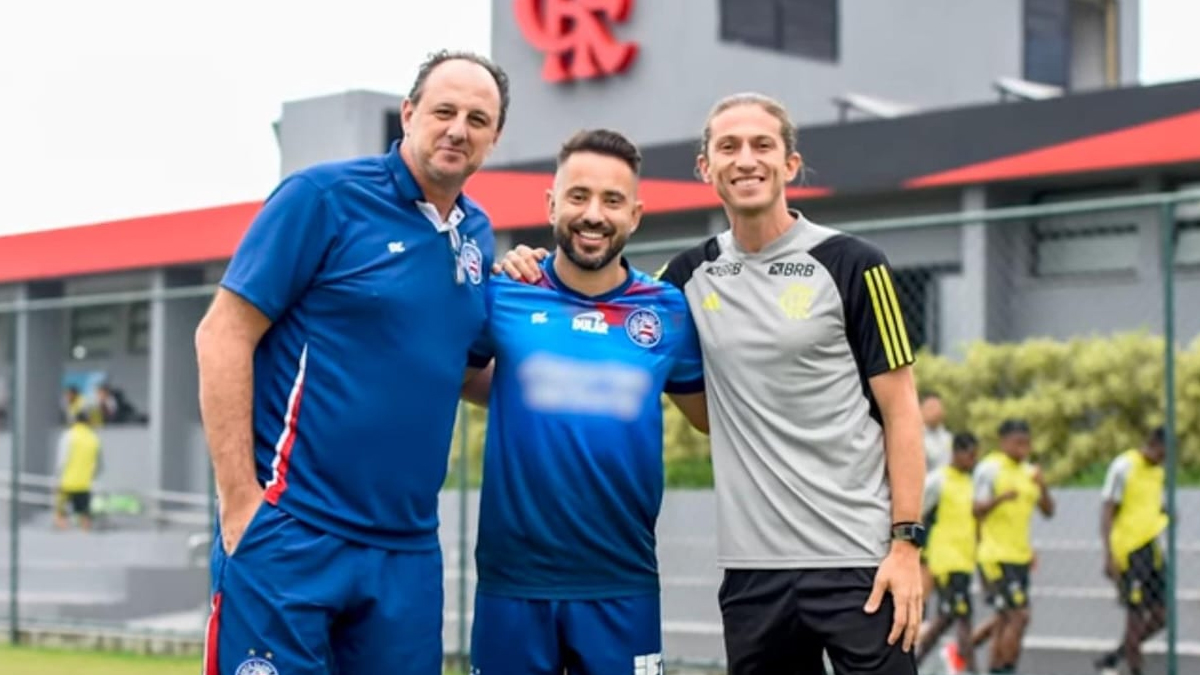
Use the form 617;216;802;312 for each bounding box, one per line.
665;304;704;394
973;460;998;504
813;236;916;378
221;175;337;322
1101;455;1131;504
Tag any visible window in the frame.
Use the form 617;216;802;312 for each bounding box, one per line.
1024;0;1072;87
68;305;119;359
1031;189;1143;276
719;0;839;62
1176;187;1200;266
128;301;151;354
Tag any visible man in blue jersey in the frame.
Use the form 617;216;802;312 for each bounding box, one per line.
461;129;708;675
193;50;508;675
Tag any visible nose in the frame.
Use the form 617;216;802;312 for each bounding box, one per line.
446;114;469;142
735;144;756;170
582;197;605;223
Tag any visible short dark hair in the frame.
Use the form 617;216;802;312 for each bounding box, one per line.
557;129;642;176
998;418;1031;437
407;50;511;132
952;432;978;452
1149;425;1166;446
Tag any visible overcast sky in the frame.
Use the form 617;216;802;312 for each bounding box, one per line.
0;0;1196;237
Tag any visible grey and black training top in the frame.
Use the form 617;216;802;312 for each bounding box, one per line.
659;211;915;569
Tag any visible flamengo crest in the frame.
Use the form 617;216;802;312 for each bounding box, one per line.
513;0;640;83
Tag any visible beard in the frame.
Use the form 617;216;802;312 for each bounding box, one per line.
554;220;627;271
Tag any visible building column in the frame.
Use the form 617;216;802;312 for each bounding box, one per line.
147;269;210;512
940;187;991;358
13;281;66;480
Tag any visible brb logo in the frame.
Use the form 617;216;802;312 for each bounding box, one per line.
513;0;640;83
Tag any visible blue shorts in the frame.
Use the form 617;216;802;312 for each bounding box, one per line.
203;502;443;675
470;590;663;675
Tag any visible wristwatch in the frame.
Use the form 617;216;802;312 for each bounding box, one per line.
891;522;927;548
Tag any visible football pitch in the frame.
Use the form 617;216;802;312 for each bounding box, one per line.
0;645;469;674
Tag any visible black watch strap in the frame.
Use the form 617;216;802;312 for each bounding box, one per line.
891;522;927;547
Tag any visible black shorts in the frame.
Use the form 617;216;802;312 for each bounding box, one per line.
719;568;917;675
1120;541;1166;609
934;571;973;619
979;562;1030;612
58;490;91;516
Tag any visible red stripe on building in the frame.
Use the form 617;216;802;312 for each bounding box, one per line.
905;109;1200;188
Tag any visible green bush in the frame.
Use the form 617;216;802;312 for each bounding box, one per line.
914;332;1200;484
446;332;1199;489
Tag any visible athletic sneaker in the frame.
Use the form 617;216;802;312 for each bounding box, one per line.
940;642;966;674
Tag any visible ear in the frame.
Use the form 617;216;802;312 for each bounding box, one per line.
400;98;415;135
545;188;556;226
630;199;644;235
484;127;503;158
785;151;803;183
696;154;712;184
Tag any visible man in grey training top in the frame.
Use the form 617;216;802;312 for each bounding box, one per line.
656;93;927;675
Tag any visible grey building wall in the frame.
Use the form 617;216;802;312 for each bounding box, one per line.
277;90;400;177
488;0;1138;165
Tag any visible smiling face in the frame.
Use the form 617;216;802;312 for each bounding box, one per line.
697;101;802;218
548;150;642;272
400;58;502;192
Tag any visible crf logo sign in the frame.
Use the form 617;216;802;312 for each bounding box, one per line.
514;0;639;83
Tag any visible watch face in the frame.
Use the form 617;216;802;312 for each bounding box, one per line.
894;524;926;546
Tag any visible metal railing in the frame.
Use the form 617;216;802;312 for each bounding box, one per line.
3;187;1198;674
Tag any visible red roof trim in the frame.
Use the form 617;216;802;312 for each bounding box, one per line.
905;109;1200;189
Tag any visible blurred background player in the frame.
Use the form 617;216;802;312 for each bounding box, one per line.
922;392;953;475
973;418;1055;674
53;410;103;531
462;129;707;675
916;432;980;674
919;391;954;628
1094;426;1169;675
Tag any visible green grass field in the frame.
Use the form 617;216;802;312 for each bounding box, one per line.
0;644;469;674
1;644;200;675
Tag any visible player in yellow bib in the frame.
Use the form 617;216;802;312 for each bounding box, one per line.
915;432;979;674
1093;427;1168;675
972;419;1055;675
54;411;103;531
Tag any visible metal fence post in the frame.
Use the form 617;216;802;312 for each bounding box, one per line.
457;402;470;670
7;303;22;644
1160;202;1179;675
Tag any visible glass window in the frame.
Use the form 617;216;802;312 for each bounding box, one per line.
720;0;838;62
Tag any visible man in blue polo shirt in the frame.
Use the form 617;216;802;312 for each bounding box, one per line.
462;129;708;675
194;50;509;675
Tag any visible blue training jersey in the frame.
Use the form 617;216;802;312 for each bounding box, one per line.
469;256;704;599
221;141;493;551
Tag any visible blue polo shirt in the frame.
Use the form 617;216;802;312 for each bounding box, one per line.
469;257;704;598
221;141;494;551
